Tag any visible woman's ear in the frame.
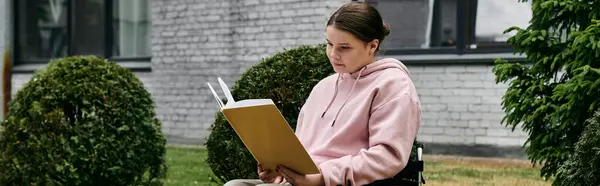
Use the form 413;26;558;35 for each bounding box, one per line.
369;40;379;56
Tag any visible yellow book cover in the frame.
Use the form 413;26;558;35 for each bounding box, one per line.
207;77;320;176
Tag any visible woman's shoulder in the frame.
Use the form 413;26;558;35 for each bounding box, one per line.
374;67;415;90
365;58;415;88
370;67;420;105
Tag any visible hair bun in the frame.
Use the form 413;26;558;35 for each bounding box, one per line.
382;23;391;36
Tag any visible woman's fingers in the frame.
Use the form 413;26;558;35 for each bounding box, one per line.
278;167;295;185
279;171;292;185
258;163;275;183
258;169;272;182
273;176;283;184
280;177;287;184
278;165;301;178
257;163;263;173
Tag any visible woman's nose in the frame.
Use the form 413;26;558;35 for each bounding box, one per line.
329;49;340;60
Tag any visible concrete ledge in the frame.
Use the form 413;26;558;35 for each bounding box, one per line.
12;61;152;74
382;53;527;65
165;135;206;146
421;142;527;160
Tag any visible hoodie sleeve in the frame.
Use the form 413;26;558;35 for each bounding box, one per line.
294;105;305;134
318;93;421;186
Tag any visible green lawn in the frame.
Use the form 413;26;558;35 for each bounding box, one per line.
165;146;218;186
165;146;551;186
422;155;551;186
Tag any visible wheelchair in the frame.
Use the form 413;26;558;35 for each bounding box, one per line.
365;143;426;186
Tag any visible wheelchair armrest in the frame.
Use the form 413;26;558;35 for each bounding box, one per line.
367;144;426;186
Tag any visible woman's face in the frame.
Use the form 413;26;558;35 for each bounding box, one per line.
325;26;378;73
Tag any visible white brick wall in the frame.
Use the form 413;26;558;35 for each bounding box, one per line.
0;0;7;43
0;0;7;62
8;0;529;149
0;0;9;119
405;64;528;146
150;0;350;144
0;0;6;52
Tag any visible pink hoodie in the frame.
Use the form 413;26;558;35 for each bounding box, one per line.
294;58;421;186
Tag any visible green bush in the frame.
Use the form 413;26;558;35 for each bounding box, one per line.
0;56;167;185
205;44;421;184
492;0;600;179
553;109;600;186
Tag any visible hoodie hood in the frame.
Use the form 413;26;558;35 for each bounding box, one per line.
321;58;412;126
342;57;411;79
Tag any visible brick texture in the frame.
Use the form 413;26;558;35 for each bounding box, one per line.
0;0;8;61
7;0;529;148
0;0;10;117
150;0;349;145
408;64;528;146
0;0;6;39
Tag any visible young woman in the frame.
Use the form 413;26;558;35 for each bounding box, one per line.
224;2;421;186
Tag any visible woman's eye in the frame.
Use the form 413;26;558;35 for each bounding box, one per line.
340;46;350;49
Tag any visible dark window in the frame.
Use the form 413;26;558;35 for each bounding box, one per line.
16;0;68;63
467;0;532;52
14;0;151;64
72;0;106;56
111;0;151;58
369;0;456;51
365;0;532;55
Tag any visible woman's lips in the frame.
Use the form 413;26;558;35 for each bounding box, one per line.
333;63;345;67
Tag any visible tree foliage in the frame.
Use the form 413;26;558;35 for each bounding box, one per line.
0;56;167;185
553;110;600;186
493;0;600;179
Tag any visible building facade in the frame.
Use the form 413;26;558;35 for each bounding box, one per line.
2;0;532;158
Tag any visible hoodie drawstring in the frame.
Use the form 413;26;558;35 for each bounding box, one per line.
321;66;367;127
321;75;341;118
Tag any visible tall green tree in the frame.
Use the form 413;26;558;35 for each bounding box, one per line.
493;0;600;180
553;110;600;186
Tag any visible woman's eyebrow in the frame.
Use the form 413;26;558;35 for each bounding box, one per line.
325;39;350;45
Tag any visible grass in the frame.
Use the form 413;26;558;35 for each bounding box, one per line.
165;146;218;186
165;146;552;186
422;155;551;186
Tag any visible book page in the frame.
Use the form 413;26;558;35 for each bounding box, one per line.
218;77;235;105
223;99;274;109
206;82;224;108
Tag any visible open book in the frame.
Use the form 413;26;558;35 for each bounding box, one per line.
207;77;320;175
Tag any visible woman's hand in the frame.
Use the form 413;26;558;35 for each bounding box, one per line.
258;163;287;184
277;165;325;186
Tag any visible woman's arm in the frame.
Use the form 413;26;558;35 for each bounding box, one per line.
318;93;421;186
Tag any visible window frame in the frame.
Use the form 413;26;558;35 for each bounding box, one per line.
355;0;521;55
11;0;152;65
462;0;517;54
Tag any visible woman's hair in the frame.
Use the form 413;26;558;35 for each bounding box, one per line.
327;2;390;52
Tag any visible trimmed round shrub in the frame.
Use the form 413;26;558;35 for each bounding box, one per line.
0;56;167;185
554;109;600;186
205;44;421;183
